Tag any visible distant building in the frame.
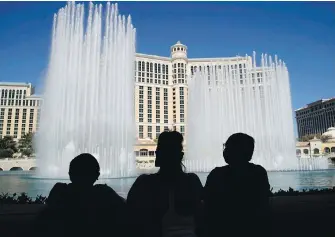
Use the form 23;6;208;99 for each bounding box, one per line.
296;127;335;158
295;98;335;138
0;82;42;140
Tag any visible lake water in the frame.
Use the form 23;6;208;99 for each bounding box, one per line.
1;169;335;199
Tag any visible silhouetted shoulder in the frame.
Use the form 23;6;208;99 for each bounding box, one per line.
47;182;68;205
94;184;126;204
206;166;228;180
186;172;201;180
133;173;153;187
253;163;267;173
248;163;269;178
127;174;152;199
185;172;202;186
251;164;271;190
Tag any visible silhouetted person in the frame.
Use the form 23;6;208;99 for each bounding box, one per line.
203;133;271;237
34;153;128;237
127;131;203;237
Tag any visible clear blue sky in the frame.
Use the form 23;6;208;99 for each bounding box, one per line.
0;1;334;111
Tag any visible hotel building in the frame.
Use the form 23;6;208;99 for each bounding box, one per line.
0;82;42;140
1;41;255;164
135;41;252;139
295;98;335;138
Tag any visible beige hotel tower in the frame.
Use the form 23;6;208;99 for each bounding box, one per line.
0;41;251;163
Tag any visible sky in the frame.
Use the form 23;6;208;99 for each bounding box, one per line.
0;1;334;112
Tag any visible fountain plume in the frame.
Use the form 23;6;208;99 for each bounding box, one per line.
37;2;136;178
185;54;329;172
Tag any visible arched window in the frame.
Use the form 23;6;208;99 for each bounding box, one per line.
10;167;23;171
313;148;319;154
303;149;309;155
324;147;330;153
331;147;335;153
140;149;148;156
296;149;301;155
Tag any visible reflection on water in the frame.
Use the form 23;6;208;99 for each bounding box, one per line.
0;170;334;199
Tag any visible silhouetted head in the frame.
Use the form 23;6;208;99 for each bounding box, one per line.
155;131;184;173
223;133;255;166
69;153;100;187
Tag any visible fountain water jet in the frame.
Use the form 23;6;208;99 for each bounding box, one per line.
186;53;329;172
37;2;136;178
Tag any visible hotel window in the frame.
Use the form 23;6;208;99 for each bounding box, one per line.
148;126;152;139
139;125;143;139
139;87;144;122
180;126;185;136
0;108;4;119
155;126;161;139
29;109;34;124
22;109;27;120
141;61;145;71
15;109;19;119
147;87;152;122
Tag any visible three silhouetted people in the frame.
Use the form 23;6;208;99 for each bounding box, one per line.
36;132;273;237
203;133;271;237
127;131;203;237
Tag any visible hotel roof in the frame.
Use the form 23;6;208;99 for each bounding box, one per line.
0;82;32;87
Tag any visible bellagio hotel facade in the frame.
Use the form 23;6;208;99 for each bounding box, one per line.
1;41;251;161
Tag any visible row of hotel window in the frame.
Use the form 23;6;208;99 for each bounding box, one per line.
0;108;39;138
0;99;42;107
136;61;188;85
136;61;169;85
296;147;335;155
138;125;185;140
296;104;335;117
1;88;27;98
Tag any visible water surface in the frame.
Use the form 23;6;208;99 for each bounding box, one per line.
1;170;334;199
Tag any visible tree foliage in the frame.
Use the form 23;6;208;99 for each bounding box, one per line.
18;132;35;157
0;136;17;158
298;133;332;143
321;135;332;143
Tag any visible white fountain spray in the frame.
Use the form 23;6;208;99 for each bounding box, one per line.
186;53;329;172
37;2;137;178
